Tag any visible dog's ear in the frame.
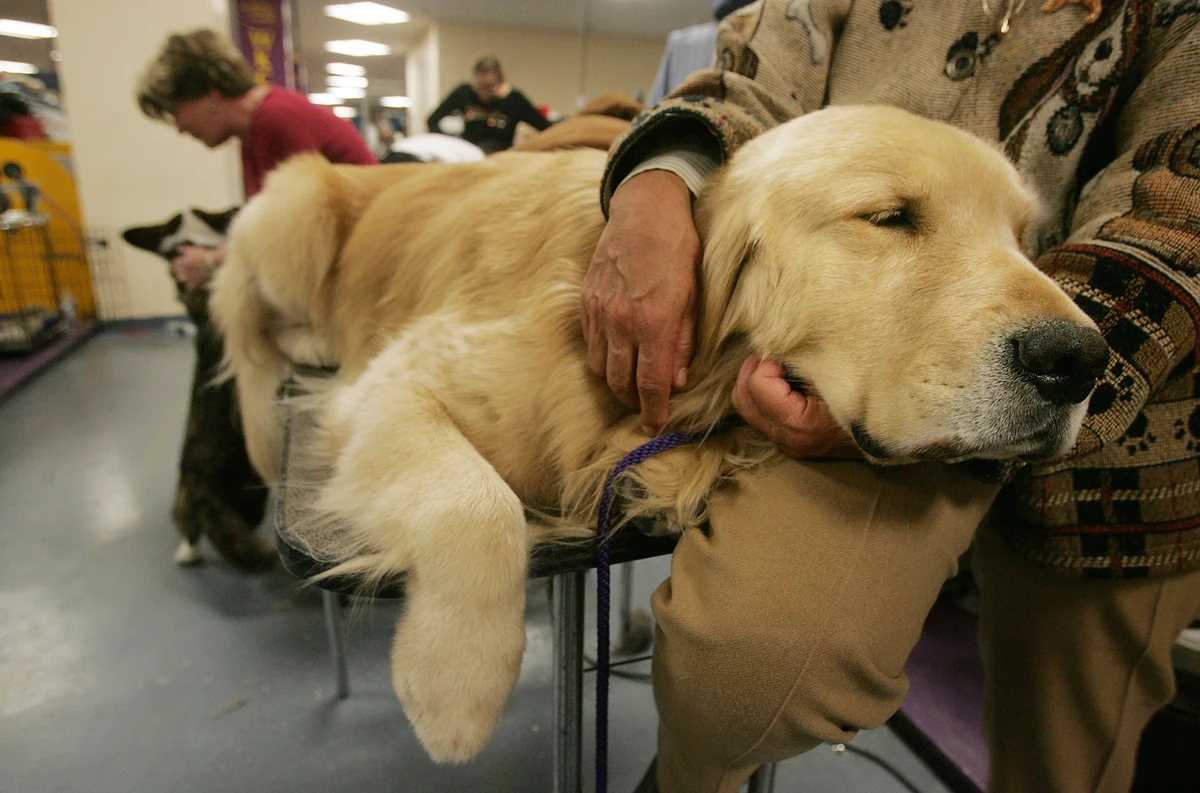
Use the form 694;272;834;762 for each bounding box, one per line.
693;168;758;362
193;206;241;234
122;213;183;255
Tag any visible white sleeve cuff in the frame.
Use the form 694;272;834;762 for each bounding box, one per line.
622;148;721;197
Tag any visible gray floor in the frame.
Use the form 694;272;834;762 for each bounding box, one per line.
0;331;954;793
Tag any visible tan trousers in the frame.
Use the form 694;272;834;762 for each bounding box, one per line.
974;521;1200;793
649;457;1200;793
650;458;999;793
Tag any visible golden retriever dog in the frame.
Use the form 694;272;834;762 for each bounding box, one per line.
210;105;1107;762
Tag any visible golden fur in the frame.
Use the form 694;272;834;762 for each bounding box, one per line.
210;105;1100;762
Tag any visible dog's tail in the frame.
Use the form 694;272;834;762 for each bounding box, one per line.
208;155;354;483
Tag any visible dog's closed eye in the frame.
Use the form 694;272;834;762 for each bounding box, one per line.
861;207;918;232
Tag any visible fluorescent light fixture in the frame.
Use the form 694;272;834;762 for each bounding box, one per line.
0;60;38;74
324;39;391;56
332;106;358;118
327;75;368;88
307;93;344;105
324;2;409;25
0;19;57;39
327;86;367;99
326;62;366;76
380;95;412;108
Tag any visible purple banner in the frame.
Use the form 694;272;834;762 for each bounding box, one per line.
231;0;295;89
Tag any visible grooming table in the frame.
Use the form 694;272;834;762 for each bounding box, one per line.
272;371;776;793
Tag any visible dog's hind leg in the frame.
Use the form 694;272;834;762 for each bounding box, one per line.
171;484;204;565
315;373;529;763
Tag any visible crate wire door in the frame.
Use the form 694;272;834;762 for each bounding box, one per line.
0;209;66;353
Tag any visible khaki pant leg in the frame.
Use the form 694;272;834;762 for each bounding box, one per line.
974;521;1200;793
650;457;999;793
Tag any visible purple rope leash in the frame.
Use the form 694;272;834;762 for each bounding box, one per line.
595;427;709;793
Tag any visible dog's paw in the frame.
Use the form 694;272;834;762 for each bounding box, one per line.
390;607;527;763
174;540;203;566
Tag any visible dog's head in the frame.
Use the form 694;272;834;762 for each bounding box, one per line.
696;105;1107;463
122;207;238;262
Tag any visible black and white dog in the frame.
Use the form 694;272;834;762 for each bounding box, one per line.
123;208;274;571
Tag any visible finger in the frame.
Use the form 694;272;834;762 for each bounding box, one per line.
744;358;810;425
672;304;695;390
583;306;607;380
731;354;762;423
580;299;592;347
606;342;639;411
636;343;675;436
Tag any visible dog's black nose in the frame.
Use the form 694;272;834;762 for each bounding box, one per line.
1012;321;1109;406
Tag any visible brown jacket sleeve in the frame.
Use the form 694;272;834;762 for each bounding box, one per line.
1031;21;1200;461
600;0;854;214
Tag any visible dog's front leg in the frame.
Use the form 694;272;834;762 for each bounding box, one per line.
316;372;529;764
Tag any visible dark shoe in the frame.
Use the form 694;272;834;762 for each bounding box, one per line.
632;756;658;793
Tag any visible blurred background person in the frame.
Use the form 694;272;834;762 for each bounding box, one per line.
137;27;376;287
427;55;550;154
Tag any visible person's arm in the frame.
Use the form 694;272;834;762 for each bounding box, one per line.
1025;23;1200;460
427;84;470;134
581;0;853;435
505;90;552;132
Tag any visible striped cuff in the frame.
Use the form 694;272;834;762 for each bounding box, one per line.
622;148;720;197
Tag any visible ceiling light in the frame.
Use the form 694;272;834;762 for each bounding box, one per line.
327;86;366;99
324;39;391;57
326;62;366;76
332;106;358;118
327;75;368;88
308;93;344;105
380;95;412;108
0;19;57;39
324;3;409;25
0;60;38;74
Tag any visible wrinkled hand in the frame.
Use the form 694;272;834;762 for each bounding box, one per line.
171;245;214;290
732;354;862;460
581;170;701;436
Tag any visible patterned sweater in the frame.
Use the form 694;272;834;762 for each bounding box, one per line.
602;0;1200;578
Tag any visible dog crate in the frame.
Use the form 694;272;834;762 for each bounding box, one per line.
0;162;97;354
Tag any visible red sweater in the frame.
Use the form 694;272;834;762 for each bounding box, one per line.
241;87;376;197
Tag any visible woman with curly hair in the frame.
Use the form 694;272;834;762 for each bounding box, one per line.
137;28;376;287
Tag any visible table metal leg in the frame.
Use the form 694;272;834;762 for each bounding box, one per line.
618;561;635;641
322;589;350;699
552;570;586;793
746;762;777;792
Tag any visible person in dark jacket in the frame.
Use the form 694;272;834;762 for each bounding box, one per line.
427;56;550;154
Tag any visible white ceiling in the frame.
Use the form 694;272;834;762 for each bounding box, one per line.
298;0;713;41
293;0;713;95
0;0;713;97
0;0;55;72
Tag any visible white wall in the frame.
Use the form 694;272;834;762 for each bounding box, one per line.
49;0;244;319
404;27;440;136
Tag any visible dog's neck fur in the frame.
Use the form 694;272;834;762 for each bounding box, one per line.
661;166;760;433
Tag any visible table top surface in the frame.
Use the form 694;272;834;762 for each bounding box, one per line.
273;375;679;598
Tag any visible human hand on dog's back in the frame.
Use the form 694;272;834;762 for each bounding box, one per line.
581;169;701;437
